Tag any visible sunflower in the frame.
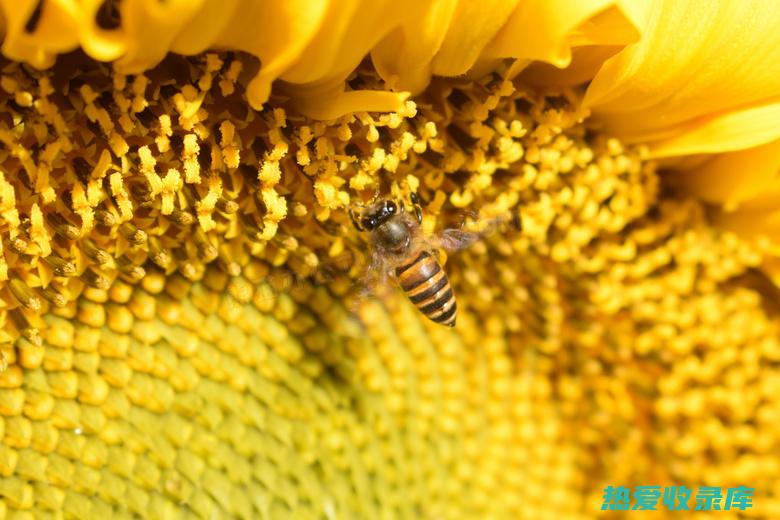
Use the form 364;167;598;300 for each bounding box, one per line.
0;1;779;518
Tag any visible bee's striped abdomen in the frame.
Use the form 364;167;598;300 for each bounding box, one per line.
395;251;457;327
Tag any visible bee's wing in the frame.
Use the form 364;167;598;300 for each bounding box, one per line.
433;211;520;252
341;248;396;324
433;228;481;252
356;248;392;298
313;250;355;283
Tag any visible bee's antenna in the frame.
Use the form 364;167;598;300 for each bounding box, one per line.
373;171;395;202
410;192;423;224
349;207;365;231
511;211;522;231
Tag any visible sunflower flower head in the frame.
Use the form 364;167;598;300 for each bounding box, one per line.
1;1;780;519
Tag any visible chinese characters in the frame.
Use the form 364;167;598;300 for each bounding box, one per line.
601;486;754;511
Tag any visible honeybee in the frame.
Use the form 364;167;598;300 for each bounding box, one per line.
350;194;476;327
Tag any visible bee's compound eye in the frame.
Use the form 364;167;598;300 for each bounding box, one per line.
364;217;376;229
386;201;397;214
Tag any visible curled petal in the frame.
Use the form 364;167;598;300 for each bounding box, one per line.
713;207;780;238
113;0;207;73
283;80;409;120
675;139;780;209
0;0;78;67
207;0;329;109
370;0;458;94
0;0;659;120
75;0;126;62
584;0;780;157
759;256;780;287
231;0;411;109
429;0;520;76
679;138;780;254
645;100;780;158
522;45;625;87
483;0;641;69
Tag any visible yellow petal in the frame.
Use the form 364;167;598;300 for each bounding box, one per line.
645;100;780;158
482;0;640;69
0;0;78;68
674;139;780;208
171;0;241;55
429;0;520;76
282;79;409;120
261;0;422;112
370;0;458;94
0;0;644;119
75;0;127;62
584;0;780;157
713;207;780;238
112;0;207;73
280;0;409;84
522;45;624;87
759;256;780;287
688;139;780;239
207;0;329;109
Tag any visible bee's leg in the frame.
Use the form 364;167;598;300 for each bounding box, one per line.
410;192;423;224
512;211;522;231
349;208;364;231
431;246;448;266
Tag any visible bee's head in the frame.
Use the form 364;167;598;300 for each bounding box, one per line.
357;199;410;252
350;199;412;252
361;200;398;231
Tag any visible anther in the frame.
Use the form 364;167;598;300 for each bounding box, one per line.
116;255;146;283
95;208;118;227
41;285;68;308
48;213;81;240
119;221;147;245
81;268;111;289
216;197;239;214
130;182;153;203
169;208;196;227
9;278;41;311
9;309;41;346
194;228;218;262
7;237;28;255
148;236;172;269
217;250;242;277
81;238;112;265
43;254;77;277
